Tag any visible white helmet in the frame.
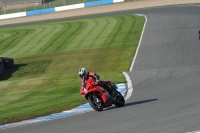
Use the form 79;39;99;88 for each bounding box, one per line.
79;68;88;79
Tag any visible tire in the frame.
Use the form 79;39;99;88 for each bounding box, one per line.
88;94;104;111
114;91;125;107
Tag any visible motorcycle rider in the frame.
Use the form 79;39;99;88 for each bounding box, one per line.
78;68;115;96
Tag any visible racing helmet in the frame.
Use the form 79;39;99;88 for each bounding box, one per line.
79;68;88;79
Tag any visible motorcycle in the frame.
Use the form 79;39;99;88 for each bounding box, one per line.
80;80;125;111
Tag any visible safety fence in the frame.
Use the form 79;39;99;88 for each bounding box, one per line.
0;0;124;20
0;0;96;15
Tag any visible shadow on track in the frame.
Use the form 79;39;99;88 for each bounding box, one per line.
125;98;158;107
105;98;158;111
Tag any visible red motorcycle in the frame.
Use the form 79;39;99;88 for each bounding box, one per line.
80;80;125;111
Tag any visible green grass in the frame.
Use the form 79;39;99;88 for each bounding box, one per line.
0;15;145;124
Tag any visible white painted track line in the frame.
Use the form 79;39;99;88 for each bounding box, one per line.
129;14;147;72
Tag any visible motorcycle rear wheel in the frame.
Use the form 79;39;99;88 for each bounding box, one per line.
114;91;125;107
88;94;104;111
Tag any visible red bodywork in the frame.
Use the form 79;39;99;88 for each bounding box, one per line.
80;79;112;107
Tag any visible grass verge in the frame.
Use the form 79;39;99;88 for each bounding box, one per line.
0;14;145;124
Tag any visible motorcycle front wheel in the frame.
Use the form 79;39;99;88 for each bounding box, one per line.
88;94;104;111
114;91;125;107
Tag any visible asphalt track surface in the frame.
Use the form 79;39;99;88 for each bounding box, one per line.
2;5;200;133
